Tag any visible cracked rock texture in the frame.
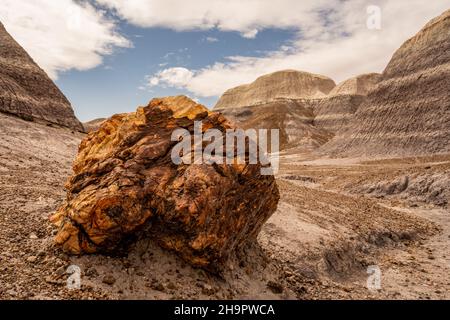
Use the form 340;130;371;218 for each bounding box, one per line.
51;96;279;272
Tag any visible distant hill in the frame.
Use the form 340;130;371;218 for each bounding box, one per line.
215;70;336;110
323;9;450;157
214;71;380;152
313;73;381;133
0;22;83;132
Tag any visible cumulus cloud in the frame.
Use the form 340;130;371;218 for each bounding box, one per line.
0;0;131;79
148;67;194;88
95;0;334;37
140;0;450;97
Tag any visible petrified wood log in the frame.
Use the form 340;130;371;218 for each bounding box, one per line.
51;96;279;271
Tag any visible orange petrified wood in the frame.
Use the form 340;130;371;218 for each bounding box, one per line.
51;96;279;272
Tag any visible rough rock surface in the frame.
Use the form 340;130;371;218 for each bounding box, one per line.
0;22;83;131
214;70;336;110
323;10;450;157
51;96;279;272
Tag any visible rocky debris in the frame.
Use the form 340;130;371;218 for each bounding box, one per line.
215;70;336;110
0;22;84;131
323;9;450;157
83;118;106;133
266;280;284;294
51;96;279;272
102;274;116;285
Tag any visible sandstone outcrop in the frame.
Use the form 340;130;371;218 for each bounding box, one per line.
51;96;279;272
323;10;450;156
0;22;83;131
215;70;336;110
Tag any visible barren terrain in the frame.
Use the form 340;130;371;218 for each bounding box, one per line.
1;113;448;300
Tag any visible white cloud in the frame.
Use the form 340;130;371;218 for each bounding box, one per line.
140;0;450;97
0;0;131;79
148;67;194;88
241;29;258;39
205;36;219;43
95;0;334;37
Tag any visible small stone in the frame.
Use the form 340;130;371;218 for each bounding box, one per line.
29;233;38;240
151;280;165;292
167;281;177;290
6;289;17;297
267;281;283;294
85;267;99;277
102;274;116;285
27;256;37;263
55;266;66;277
201;284;215;295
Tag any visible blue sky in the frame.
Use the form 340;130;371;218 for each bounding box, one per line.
1;0;450;122
56;25;296;121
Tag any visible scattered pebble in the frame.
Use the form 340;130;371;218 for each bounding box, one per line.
267;281;283;294
26;256;37;263
102;274;116;286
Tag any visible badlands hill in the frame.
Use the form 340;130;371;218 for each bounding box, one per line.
214;71;380;152
324;9;450;157
312;73;381;133
215;70;336;110
0;22;83;131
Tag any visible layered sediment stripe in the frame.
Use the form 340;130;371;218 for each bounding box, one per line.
0;22;83;131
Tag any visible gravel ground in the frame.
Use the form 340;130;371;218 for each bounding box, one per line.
0;113;448;300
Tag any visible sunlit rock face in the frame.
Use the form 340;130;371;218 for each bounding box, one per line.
214;70;336;110
51;96;279;272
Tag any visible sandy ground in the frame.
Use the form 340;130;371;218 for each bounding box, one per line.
0;113;448;300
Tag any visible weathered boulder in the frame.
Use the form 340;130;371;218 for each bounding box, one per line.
51;96;279;272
